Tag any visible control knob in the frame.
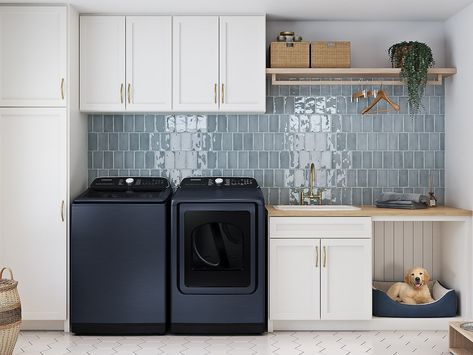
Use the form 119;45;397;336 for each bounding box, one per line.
215;178;223;185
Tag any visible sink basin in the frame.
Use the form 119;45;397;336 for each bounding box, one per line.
273;205;361;211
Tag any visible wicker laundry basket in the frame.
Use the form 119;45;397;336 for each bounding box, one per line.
0;268;21;355
311;41;351;68
270;41;310;68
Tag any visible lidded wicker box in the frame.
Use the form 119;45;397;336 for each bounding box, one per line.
0;268;21;355
311;41;351;68
270;42;310;68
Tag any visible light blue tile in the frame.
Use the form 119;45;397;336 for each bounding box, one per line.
104;115;114;132
109;133;118;150
243;133;254;150
104;151;113;169
383;151;393;168
249;151;259;169
238;151;248;169
135;115;145;132
89;133;97;151
140;133;150;150
217;115;227;132
259;115;269;132
259;151;269;168
373;151;383;168
238;115;248;132
222;133;232;150
233;133;243;150
227;115;238;132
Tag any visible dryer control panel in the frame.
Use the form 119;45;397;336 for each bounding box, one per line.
180;177;258;188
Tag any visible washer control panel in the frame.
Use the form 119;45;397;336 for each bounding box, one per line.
180;177;258;188
90;177;169;191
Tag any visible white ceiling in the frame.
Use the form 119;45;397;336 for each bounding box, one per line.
3;0;473;20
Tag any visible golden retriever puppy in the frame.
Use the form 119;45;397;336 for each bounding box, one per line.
386;267;434;305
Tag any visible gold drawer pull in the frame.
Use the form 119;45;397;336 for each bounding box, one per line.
323;246;327;268
221;83;225;104
60;200;65;222
315;246;319;267
128;83;131;104
214;83;217;104
60;78;65;100
120;83;124;104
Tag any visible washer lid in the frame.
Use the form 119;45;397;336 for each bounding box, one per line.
74;177;172;203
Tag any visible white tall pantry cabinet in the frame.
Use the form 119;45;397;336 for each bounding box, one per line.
0;5;87;329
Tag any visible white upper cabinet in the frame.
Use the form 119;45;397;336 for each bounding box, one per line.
173;16;219;112
126;16;172;111
80;16;126;112
0;6;66;107
0;108;67;320
219;16;265;112
320;238;372;320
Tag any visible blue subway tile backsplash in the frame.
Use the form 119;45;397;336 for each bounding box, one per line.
88;78;445;205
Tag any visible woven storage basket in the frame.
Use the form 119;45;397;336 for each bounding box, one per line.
0;268;21;355
270;42;310;68
311;41;351;68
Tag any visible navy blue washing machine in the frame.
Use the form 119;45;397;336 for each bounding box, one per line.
70;177;171;335
170;177;267;334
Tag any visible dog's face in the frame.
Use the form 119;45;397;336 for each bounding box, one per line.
405;267;430;289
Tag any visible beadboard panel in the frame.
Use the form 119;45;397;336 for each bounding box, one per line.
373;221;441;282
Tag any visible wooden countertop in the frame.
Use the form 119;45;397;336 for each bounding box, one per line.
266;205;472;217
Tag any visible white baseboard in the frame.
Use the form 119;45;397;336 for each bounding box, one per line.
20;320;65;331
271;316;462;331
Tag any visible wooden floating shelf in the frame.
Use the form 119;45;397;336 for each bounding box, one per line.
266;67;457;86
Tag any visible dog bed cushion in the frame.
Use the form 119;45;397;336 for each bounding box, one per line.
372;280;457;318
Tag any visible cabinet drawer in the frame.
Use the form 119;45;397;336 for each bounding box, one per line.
270;217;372;239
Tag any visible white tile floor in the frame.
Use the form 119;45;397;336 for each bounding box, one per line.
12;330;451;355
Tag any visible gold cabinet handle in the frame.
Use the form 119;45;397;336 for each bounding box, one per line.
323;246;327;268
315;245;319;267
60;78;65;100
120;83;124;104
60;200;65;222
128;83;131;104
214;83;217;104
221;83;225;104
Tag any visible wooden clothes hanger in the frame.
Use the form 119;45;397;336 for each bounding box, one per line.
361;89;400;115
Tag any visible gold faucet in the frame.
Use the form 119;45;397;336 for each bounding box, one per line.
300;163;324;205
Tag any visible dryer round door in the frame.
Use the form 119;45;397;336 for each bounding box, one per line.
178;203;257;294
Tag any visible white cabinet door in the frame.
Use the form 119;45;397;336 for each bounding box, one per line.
219;16;265;112
0;108;66;320
320;239;372;320
173;16;219;112
0;6;66;107
270;239;320;320
80;16;125;112
126;16;172;111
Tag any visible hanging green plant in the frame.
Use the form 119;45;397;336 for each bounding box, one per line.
388;41;434;115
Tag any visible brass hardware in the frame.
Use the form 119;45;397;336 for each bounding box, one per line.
221;83;225;104
214;83;217;104
120;84;124;104
60;200;65;222
315;246;319;267
60;78;65;100
128;83;131;104
323;246;327;268
300;162;325;205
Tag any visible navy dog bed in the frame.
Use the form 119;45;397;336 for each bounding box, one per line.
373;281;457;318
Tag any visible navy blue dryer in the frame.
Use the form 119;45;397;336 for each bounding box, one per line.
170;177;267;334
71;177;171;335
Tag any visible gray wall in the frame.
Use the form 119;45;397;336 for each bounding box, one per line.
88;79;445;205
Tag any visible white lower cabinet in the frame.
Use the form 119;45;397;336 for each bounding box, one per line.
269;217;372;322
0;108;67;320
320;238;372;320
270;239;320;320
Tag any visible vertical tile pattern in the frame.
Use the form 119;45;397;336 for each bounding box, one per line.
88;78;445;205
